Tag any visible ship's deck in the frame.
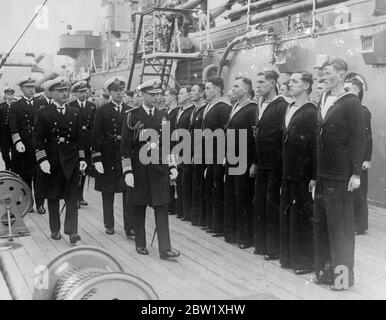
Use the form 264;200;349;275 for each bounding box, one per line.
1;178;386;300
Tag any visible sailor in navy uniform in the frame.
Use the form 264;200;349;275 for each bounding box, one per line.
313;59;365;290
174;86;195;221
189;83;208;226
9;76;46;214
69;81;96;207
121;79;180;259
165;88;179;215
0;86;15;170
252;70;288;260
202;77;231;236
92;76;135;238
223;77;256;248
33;77;87;244
279;72;317;274
344;77;372;235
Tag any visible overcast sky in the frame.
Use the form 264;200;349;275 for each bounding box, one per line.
0;0;105;55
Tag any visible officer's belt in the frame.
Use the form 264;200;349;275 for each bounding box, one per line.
49;137;77;144
106;133;122;141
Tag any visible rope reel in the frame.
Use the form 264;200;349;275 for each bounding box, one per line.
0;171;32;248
33;247;159;300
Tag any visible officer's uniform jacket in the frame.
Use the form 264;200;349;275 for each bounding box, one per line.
121;105;176;206
8;97;42;175
92;101;131;193
68;100;96;150
0;101;12;147
33;103;85;199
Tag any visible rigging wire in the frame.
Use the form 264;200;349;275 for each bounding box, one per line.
0;0;49;70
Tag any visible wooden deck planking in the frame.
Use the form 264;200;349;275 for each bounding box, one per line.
0;179;386;300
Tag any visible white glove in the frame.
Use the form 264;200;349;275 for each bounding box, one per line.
125;173;134;187
362;161;371;170
94;162;104;174
16;141;26;153
204;168;207;179
348;175;361;192
79;161;87;172
170;168;178;181
40;160;51;174
249;164;257;178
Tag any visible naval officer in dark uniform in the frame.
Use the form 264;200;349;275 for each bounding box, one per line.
121;79;180;259
9;76;45;214
92;76;135;238
33;77;87;244
69;80;96;208
0;86;15;171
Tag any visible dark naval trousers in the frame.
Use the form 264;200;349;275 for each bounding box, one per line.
313;177;355;287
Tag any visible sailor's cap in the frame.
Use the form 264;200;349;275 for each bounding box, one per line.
16;76;36;87
41;79;54;91
4;86;15;94
138;79;162;94
47;77;70;91
71;80;88;93
104;76;127;92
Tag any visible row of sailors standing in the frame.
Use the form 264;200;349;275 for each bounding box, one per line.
165;58;372;291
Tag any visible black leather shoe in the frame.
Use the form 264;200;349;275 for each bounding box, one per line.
355;230;367;236
80;200;88;206
181;217;191;221
239;243;253;249
51;232;61;241
105;228;115;235
136;247;149;255
206;229;215;234
294;269;312;275
201;226;210;231
69;234;81;244
264;254;279;261
253;249;266;255
311;274;333;285
125;229;135;238
37;205;46;215
28;207;34;213
160;249;180;260
212;232;224;237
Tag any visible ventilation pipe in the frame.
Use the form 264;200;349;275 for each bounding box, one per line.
218;0;348;76
202;63;218;81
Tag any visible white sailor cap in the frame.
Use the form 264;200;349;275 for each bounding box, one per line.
71;80;88;93
16;76;36;87
46;77;70;91
104;76;127;92
138;79;162;94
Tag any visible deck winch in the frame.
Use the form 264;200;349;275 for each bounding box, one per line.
32;246;159;300
0;171;32;249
